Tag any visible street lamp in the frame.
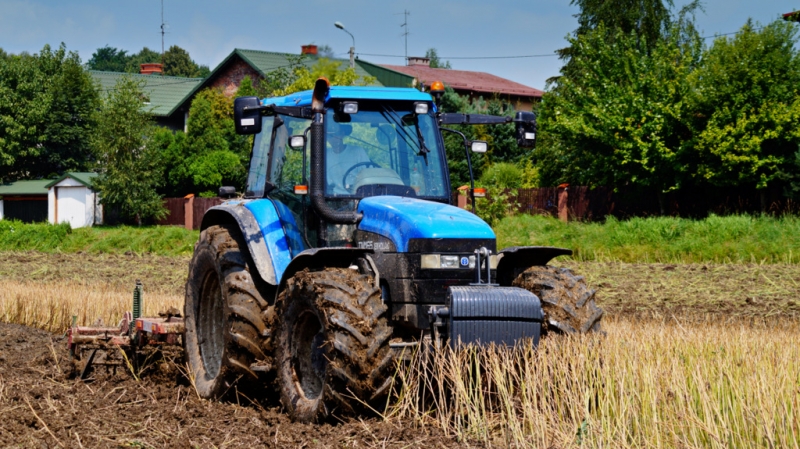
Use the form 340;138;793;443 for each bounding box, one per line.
334;21;355;69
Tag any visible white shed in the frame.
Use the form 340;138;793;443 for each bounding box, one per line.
46;173;103;228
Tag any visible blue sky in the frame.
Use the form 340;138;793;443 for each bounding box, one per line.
0;0;796;90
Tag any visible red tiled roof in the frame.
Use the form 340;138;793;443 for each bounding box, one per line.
382;64;543;98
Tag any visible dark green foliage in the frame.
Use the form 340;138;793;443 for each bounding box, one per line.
688;20;800;191
86;45;208;78
162;45;207;78
86;46;129;72
92;76;166;225
425;48;451;69
0;44;99;181
160;86;251;197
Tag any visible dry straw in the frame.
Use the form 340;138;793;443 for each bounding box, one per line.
388;317;800;448
0;280;181;333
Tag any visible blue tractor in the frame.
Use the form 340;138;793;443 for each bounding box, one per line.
183;79;602;422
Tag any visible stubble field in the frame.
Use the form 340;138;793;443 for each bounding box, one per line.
0;251;798;448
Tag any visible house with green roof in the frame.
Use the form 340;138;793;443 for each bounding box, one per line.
172;47;417;113
91;71;203;131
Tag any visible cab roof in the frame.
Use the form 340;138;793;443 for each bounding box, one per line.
261;85;433;108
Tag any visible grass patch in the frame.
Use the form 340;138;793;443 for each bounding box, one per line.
496;213;800;264
0;221;198;256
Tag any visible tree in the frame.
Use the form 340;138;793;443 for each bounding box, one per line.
0;44;99;181
92;76;166;225
86;46;130;72
425;48;451;69
552;0;695;83
163;88;246;197
687;20;800;205
268;57;376;96
537;19;702;212
162;45;208;78
317;45;335;58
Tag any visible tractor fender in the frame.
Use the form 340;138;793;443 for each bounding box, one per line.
200;202;285;285
495;246;573;286
276;247;372;298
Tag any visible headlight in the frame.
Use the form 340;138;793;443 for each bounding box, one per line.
421;254;485;269
440;255;459;268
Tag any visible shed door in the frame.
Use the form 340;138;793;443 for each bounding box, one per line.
57;187;86;228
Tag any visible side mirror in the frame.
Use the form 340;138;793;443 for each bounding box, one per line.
218;186;236;198
514;111;537;148
289;135;306;150
234;96;263;135
471;140;488;153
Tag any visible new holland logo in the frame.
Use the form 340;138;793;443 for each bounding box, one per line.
460;257;469;267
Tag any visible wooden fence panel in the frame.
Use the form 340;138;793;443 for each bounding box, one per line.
157;198;185;226
192;197;224;230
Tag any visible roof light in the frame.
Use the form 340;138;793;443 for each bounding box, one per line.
471;141;488;153
430;81;445;93
414;102;429;114
289;135;306;149
340;101;358;114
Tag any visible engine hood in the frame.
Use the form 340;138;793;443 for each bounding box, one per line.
357;196;495;252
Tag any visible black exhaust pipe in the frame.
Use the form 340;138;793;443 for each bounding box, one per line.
309;78;362;224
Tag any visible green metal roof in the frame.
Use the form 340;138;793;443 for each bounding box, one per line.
0;179;51;196
230;49;383;86
44;172;98;189
355;60;416;88
90;71;204;117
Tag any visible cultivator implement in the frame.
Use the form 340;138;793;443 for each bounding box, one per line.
67;281;184;379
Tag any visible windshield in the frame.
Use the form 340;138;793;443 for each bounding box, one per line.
324;101;448;199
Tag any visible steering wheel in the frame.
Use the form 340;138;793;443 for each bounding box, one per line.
342;161;381;188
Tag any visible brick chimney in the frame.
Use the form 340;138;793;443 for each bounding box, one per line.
301;45;318;56
407;56;431;67
139;63;163;75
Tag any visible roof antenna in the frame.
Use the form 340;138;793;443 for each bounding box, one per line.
397;10;410;65
160;0;166;64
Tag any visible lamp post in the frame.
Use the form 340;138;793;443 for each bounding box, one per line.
334;21;355;69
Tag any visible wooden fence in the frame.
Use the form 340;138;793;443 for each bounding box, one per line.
157;197;224;229
470;184;800;221
158;184;800;229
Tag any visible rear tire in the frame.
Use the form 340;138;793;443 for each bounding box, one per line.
513;266;603;334
275;268;394;422
184;224;271;399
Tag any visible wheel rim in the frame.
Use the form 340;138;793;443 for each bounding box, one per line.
198;270;224;379
291;310;327;400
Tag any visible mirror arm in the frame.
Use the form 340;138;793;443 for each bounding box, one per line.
441;127;476;213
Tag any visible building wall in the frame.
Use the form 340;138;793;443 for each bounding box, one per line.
209;57;264;97
48;178;101;228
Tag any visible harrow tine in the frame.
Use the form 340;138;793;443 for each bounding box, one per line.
80;348;98;380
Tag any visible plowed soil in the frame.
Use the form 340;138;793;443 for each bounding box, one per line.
0;321;459;448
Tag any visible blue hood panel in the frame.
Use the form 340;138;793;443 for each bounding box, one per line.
357;196;495;252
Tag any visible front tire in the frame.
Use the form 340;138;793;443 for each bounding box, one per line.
184;224;271;399
513;266;603;334
275;268;394;422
